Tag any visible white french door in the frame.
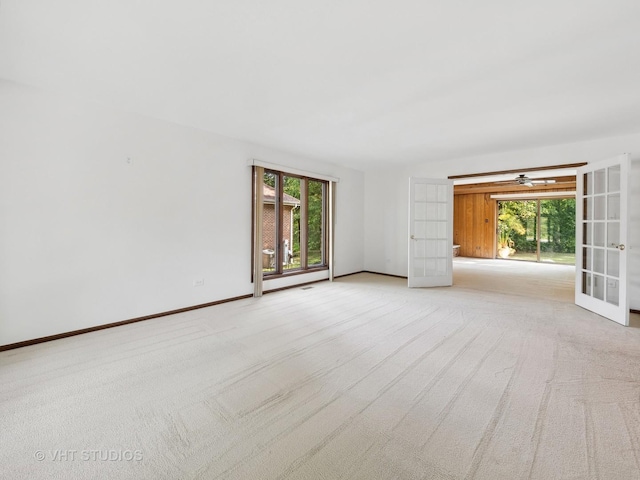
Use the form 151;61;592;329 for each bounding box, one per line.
408;178;453;288
575;154;630;325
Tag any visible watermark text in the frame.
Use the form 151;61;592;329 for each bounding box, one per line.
34;449;143;462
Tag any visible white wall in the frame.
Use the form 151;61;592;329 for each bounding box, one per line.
364;134;640;310
630;158;640;309
0;80;365;346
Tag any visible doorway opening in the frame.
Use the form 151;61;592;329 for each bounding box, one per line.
497;198;576;265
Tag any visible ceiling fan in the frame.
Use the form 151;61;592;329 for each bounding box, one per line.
514;174;556;187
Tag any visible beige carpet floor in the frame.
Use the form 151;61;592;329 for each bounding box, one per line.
2;258;640;479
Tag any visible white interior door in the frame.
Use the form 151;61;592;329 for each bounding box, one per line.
408;178;453;288
575;154;630;325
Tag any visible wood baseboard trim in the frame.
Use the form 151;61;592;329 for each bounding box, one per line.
1;274;371;352
0;294;253;352
9;272;625;351
0;274;362;352
333;271;365;279
632;309;640;315
362;270;408;279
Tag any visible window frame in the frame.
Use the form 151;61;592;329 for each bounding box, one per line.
252;167;329;280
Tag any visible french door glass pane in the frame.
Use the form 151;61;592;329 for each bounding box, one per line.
607;250;620;277
593;223;605;247
425;240;436;257
593;274;605;300
583;197;592;220
593;196;606;220
582;247;591;270
607;222;620;247
594;169;606;194
592;248;604;274
583;223;592;246
582;272;591;295
607;194;620;220
608;165;620;192
607;278;620;306
583;172;592;195
437;184;448;202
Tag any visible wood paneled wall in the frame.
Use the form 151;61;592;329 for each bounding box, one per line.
454;194;496;258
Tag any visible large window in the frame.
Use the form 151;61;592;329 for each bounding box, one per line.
497;198;576;264
257;169;328;276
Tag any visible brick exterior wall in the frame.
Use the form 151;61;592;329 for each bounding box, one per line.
262;204;294;251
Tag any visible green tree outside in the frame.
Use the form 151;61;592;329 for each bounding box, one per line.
265;172;324;266
498;198;575;264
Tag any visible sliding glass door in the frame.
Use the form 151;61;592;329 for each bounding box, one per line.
538;199;576;263
497;198;575;265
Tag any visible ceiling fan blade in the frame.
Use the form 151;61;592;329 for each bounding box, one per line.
531;179;557;184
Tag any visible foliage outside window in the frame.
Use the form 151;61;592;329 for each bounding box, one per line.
497;199;576;264
260;169;327;276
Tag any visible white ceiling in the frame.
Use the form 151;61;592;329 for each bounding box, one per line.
2;1;640;170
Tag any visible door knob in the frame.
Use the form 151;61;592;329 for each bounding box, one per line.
410;234;415;240
617;244;626;251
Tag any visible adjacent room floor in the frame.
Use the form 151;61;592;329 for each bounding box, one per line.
2;259;640;479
